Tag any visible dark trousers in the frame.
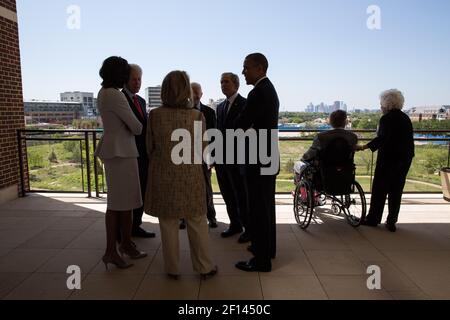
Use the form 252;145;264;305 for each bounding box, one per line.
203;165;216;221
132;155;148;230
216;164;249;230
246;174;276;269
366;159;412;225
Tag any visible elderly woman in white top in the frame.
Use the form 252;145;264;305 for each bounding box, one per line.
95;56;147;269
356;89;415;232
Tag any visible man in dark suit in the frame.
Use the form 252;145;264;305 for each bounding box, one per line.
302;110;358;162
216;73;250;243
185;82;217;229
235;53;279;272
122;64;155;238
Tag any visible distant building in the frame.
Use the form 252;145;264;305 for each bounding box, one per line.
24;101;83;125
60;92;96;118
145;86;162;109
207;98;225;112
408;106;450;122
306;101;348;113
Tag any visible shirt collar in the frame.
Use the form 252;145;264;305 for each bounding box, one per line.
254;76;268;87
227;92;239;106
123;87;135;100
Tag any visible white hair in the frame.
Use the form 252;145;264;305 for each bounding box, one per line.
129;64;142;75
380;89;405;111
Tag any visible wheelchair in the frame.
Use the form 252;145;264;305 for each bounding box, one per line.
292;138;367;230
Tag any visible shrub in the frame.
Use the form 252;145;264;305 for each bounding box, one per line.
48;149;58;163
28;152;44;169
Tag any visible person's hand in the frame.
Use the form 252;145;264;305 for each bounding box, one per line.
355;144;367;152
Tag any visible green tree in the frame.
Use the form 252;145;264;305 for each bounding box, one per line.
63;140;77;153
48;149;58;163
423;150;447;174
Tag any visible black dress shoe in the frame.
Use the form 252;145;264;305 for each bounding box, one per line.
385;223;397;232
132;227;156;238
221;226;243;238
235;260;271;272
361;219;378;227
208;218;218;229
238;232;251;244
179;219;186;230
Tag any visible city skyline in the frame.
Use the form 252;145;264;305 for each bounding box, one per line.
17;0;450;111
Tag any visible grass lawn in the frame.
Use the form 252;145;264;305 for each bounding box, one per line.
25;139;446;194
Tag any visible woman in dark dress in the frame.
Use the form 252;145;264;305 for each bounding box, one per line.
357;89;415;232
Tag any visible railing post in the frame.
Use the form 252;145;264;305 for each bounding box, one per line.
369;151;374;193
80;140;85;193
447;140;450;168
93;131;100;198
17;129;26;197
84;131;92;198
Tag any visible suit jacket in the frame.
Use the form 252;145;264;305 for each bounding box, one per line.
217;94;247;132
302;129;358;162
217;94;247;165
367;109;415;165
95;87;142;160
144;107;207;218
236;78;280;176
199;103;216;131
122;90;148;160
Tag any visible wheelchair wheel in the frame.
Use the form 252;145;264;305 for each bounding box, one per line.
343;181;366;227
331;202;341;216
293;180;314;229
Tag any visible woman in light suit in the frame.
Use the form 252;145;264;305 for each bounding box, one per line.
95;56;147;269
144;71;217;279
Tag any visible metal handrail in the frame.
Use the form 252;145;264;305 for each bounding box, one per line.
17;128;450;197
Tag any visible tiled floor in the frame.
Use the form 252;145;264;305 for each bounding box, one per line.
0;193;449;300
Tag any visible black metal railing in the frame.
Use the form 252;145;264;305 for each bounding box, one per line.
17;128;450;197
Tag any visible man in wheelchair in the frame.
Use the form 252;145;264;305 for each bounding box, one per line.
295;110;358;196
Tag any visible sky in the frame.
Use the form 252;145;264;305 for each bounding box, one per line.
16;0;450;111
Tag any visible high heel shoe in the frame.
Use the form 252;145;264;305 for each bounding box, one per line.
118;245;148;260
200;265;218;280
102;255;133;270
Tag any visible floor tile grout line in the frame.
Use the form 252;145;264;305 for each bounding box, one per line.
131;246;161;300
354;227;430;294
1;247;63;299
290;224;331;300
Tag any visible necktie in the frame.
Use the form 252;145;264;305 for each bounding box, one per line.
133;95;144;118
223;100;230;117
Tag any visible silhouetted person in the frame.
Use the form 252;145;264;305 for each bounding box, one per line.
122;64;155;238
357;89;415;232
216;73;250;243
179;83;218;230
145;71;217;279
235;53;279;273
95;56;147;270
302;110;357;162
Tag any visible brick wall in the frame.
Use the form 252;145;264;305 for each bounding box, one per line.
0;0;26;198
0;0;15;12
